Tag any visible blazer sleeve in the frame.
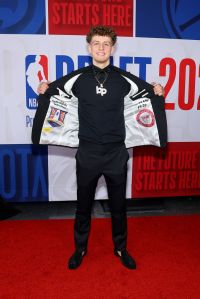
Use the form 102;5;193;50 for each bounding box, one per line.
135;75;167;148
150;94;167;148
134;77;167;148
31;75;69;144
121;68;168;148
31;93;51;144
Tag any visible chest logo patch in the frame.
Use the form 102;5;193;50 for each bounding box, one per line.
136;108;155;127
47;107;67;127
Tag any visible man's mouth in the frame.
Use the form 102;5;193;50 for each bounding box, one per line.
96;52;105;56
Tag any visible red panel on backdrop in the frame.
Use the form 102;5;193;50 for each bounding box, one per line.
132;142;200;198
48;0;133;36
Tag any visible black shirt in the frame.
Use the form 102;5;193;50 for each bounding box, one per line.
72;64;131;144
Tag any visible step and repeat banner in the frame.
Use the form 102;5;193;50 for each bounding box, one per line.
0;0;199;202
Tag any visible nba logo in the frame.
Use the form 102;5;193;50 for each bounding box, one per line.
25;55;48;109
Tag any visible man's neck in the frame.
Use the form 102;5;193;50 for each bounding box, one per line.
92;61;110;69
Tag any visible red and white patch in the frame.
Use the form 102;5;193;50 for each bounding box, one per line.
136;108;155;127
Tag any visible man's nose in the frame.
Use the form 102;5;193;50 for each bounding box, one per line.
98;43;104;50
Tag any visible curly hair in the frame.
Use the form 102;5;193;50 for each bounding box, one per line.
86;26;117;45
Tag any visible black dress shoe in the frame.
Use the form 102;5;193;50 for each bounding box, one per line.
68;250;87;270
114;249;136;270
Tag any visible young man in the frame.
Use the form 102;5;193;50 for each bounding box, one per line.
32;26;167;270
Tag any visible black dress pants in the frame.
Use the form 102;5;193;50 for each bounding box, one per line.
74;139;129;252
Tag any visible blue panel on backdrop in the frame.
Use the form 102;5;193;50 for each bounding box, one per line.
136;0;169;38
162;0;200;40
0;0;46;34
136;0;200;40
0;145;48;202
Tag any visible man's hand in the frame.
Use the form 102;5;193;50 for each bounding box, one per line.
152;82;165;97
37;81;50;94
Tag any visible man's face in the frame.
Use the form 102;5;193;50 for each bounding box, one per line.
88;35;114;66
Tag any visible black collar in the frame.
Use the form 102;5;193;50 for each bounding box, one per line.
92;64;111;74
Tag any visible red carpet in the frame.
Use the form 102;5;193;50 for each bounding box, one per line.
1;215;200;299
